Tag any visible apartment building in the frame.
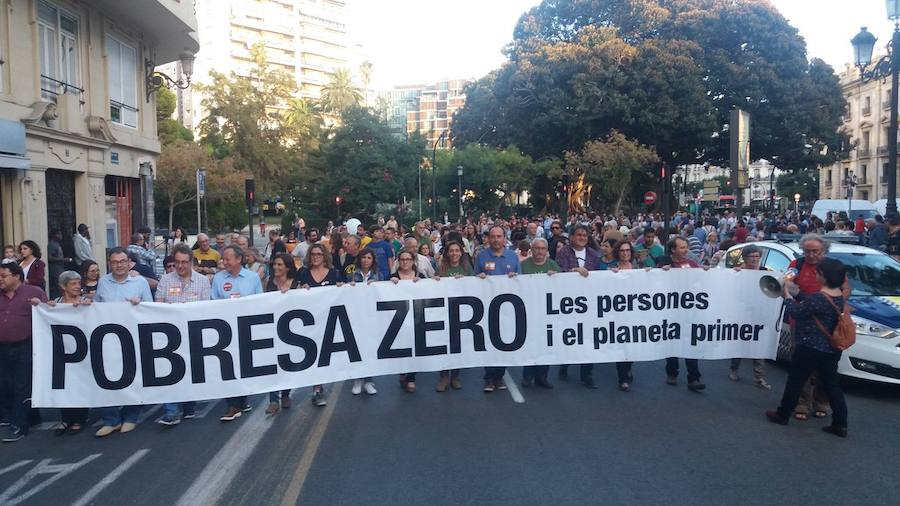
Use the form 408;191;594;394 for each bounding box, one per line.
185;0;348;131
0;0;198;263
820;63;898;202
406;79;468;149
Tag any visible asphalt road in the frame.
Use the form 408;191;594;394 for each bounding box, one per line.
2;359;899;506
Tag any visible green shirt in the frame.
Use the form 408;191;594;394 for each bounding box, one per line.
521;257;561;274
441;264;473;276
635;243;664;267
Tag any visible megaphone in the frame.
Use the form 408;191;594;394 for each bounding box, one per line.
759;274;800;299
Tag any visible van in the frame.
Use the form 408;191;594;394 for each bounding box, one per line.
811;199;877;221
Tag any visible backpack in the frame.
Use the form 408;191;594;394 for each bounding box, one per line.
813;295;856;351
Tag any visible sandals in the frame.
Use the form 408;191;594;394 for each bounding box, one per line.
68;423;83;435
794;413;808;421
814;410;828;418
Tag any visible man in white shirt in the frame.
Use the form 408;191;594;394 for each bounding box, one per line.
291;228;320;265
73;224;94;267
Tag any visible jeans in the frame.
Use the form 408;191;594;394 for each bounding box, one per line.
522;365;549;381
163;402;196;418
777;346;848;428
616;362;633;383
268;390;291;403
666;358;701;382
0;341;32;434
101;405;142;427
483;367;506;382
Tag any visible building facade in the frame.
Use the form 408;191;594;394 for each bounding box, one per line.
377;79;469;147
184;0;348;132
820;63;898;203
0;0;198;266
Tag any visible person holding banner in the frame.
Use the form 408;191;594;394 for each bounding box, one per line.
610;241;637;392
296;243;343;407
663;237;705;391
42;270;91;435
0;262;48;443
156;244;211;426
264;253;300;414
520;238;559;389
349;248;383;396
393;250;426;393
93;248;153;437
474;226;521;393
435;241;475;392
214;245;264;422
555;225;601;388
729;245;772;390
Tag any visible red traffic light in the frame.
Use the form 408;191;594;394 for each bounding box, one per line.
335;196;342;204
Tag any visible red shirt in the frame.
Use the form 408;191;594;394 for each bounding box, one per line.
734;227;749;243
672;257;701;268
0;283;48;343
788;258;821;295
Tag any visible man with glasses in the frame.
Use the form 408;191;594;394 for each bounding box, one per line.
93;248;153;437
548;221;565;260
193;233;220;277
728;245;772;389
155;244;211;426
520;238;559;388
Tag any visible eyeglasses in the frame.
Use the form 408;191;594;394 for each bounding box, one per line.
109;260;129;265
166;264;175;269
400;258;414;261
802;249;823;255
309;252;324;257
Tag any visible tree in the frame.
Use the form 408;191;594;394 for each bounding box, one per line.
309;107;425;219
197;43;303;189
359;60;374;108
320;68;363;116
454;0;846;173
565;131;659;215
154;141;244;230
776;168;819;203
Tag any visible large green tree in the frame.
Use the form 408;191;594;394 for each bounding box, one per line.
320;68;363;116
453;0;847;171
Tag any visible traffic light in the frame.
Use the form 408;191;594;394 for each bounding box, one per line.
245;179;255;207
335;195;342;205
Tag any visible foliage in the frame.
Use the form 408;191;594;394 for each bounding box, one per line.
453;0;847;172
565;131;659;215
320;68;363;116
776;168;819;203
156;87;177;121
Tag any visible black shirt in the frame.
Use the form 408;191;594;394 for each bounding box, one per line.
265;277;299;293
295;267;342;287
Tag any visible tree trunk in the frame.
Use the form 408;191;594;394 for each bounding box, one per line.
168;202;175;231
613;189;626;217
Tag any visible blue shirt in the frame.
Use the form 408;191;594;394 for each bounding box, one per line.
94;274;153;303
474;248;521;276
368;240;394;279
211;268;263;300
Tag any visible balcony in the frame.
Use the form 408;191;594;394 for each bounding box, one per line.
878;145;889;156
858;148;872;158
863;106;872;116
88;0;198;63
883;175;890;184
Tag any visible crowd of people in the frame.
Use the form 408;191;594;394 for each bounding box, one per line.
2;206;895;442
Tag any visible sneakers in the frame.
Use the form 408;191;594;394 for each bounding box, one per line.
450;377;462;390
182;409;196;420
220;407;242;422
756;378;772;390
352;379;363;395
495;378;508;391
2;426;24;443
364;381;377;395
436;376;450;392
666;376;678;386
281;396;292;409
728;370;740;381
157;415;181;426
95;424;121;437
483;380;495;393
241;404;253;413
687;380;706;392
265;402;280;415
312;390;327;407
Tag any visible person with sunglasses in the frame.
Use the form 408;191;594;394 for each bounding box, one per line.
610;241;637;391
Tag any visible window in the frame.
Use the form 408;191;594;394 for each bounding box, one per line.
827;169;833;185
38;1;81;100
764;251;791;273
106;35;138;128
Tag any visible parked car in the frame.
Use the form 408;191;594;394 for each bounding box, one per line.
725;240;900;384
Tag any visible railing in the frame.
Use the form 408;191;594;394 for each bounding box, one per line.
109;99;138;113
858;148;871;157
863;106;872;116
882;175;889;184
40;74;84;96
878;146;889;156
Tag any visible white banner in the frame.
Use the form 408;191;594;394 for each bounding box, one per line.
32;269;782;407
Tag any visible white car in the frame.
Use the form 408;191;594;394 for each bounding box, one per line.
724;239;900;384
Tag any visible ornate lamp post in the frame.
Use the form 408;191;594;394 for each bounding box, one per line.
457;165;464;222
852;1;900;218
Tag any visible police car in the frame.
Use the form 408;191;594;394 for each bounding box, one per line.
724;238;900;384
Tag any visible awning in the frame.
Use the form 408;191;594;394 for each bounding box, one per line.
0;154;29;170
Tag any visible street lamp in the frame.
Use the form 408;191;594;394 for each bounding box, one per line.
145;52;195;102
852;7;900;218
457;165;464;223
561;165;572;223
794;192;801;212
844;170;859;218
431;130;449;220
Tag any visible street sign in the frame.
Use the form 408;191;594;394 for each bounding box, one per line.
196;169;206;198
643;191;657;205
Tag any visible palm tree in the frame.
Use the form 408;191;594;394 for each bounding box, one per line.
320;68;363;115
284;97;322;138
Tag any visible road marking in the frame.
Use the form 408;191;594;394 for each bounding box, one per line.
32;422;59;431
174;399;272;506
193;400;219;419
71;449;150;506
504;371;525;403
136;404;163;424
0;454;101;505
280;382;343;506
0;461;33;477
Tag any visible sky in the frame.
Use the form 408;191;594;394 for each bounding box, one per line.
348;0;900;89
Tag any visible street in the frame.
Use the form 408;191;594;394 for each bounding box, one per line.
2;359;898;505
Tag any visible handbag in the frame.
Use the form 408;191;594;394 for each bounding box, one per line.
812;294;856;351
